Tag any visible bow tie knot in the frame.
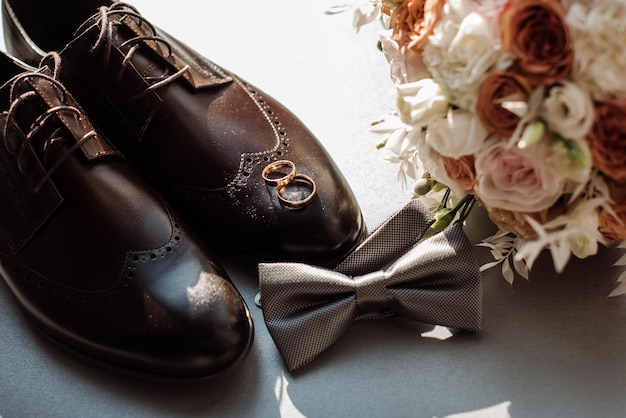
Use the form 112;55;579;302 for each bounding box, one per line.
354;271;393;314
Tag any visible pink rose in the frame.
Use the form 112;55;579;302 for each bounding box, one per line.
474;140;564;212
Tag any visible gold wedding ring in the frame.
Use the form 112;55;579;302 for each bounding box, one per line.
262;160;296;187
277;173;317;209
262;160;317;209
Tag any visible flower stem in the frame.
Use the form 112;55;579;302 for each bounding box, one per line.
421;190;475;239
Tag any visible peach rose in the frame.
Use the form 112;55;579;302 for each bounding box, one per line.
588;99;626;181
598;179;626;242
484;202;562;239
598;203;626;242
500;0;573;85
442;155;477;193
476;70;533;139
382;0;404;15
391;0;444;53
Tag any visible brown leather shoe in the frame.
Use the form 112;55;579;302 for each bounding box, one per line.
2;0;365;266
0;52;253;378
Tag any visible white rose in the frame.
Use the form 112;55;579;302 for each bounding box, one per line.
423;6;511;110
441;0;475;20
467;0;508;18
561;0;593;12
396;79;449;127
425;107;488;158
567;1;626;100
542;81;594;140
474;140;564;212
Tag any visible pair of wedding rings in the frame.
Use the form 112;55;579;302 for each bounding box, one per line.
262;160;316;209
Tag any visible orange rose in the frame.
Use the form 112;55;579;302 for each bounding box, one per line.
442;155;477;193
500;0;573;85
476;70;533;139
391;0;444;53
589;99;626;181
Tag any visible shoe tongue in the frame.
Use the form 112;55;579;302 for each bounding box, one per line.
77;5;233;90
116;17;174;82
76;7;165;79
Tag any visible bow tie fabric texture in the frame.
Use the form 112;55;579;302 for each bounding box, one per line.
258;200;482;371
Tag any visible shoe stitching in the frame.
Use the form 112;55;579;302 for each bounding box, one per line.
0;216;186;303
161;78;291;204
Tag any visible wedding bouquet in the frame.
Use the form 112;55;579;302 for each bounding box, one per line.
333;0;626;294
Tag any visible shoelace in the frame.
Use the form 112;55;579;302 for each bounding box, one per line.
77;2;190;99
3;54;97;193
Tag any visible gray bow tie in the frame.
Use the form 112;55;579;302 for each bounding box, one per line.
258;200;482;371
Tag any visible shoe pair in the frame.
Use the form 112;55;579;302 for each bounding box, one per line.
0;0;365;378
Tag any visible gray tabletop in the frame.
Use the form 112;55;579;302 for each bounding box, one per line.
1;1;625;417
